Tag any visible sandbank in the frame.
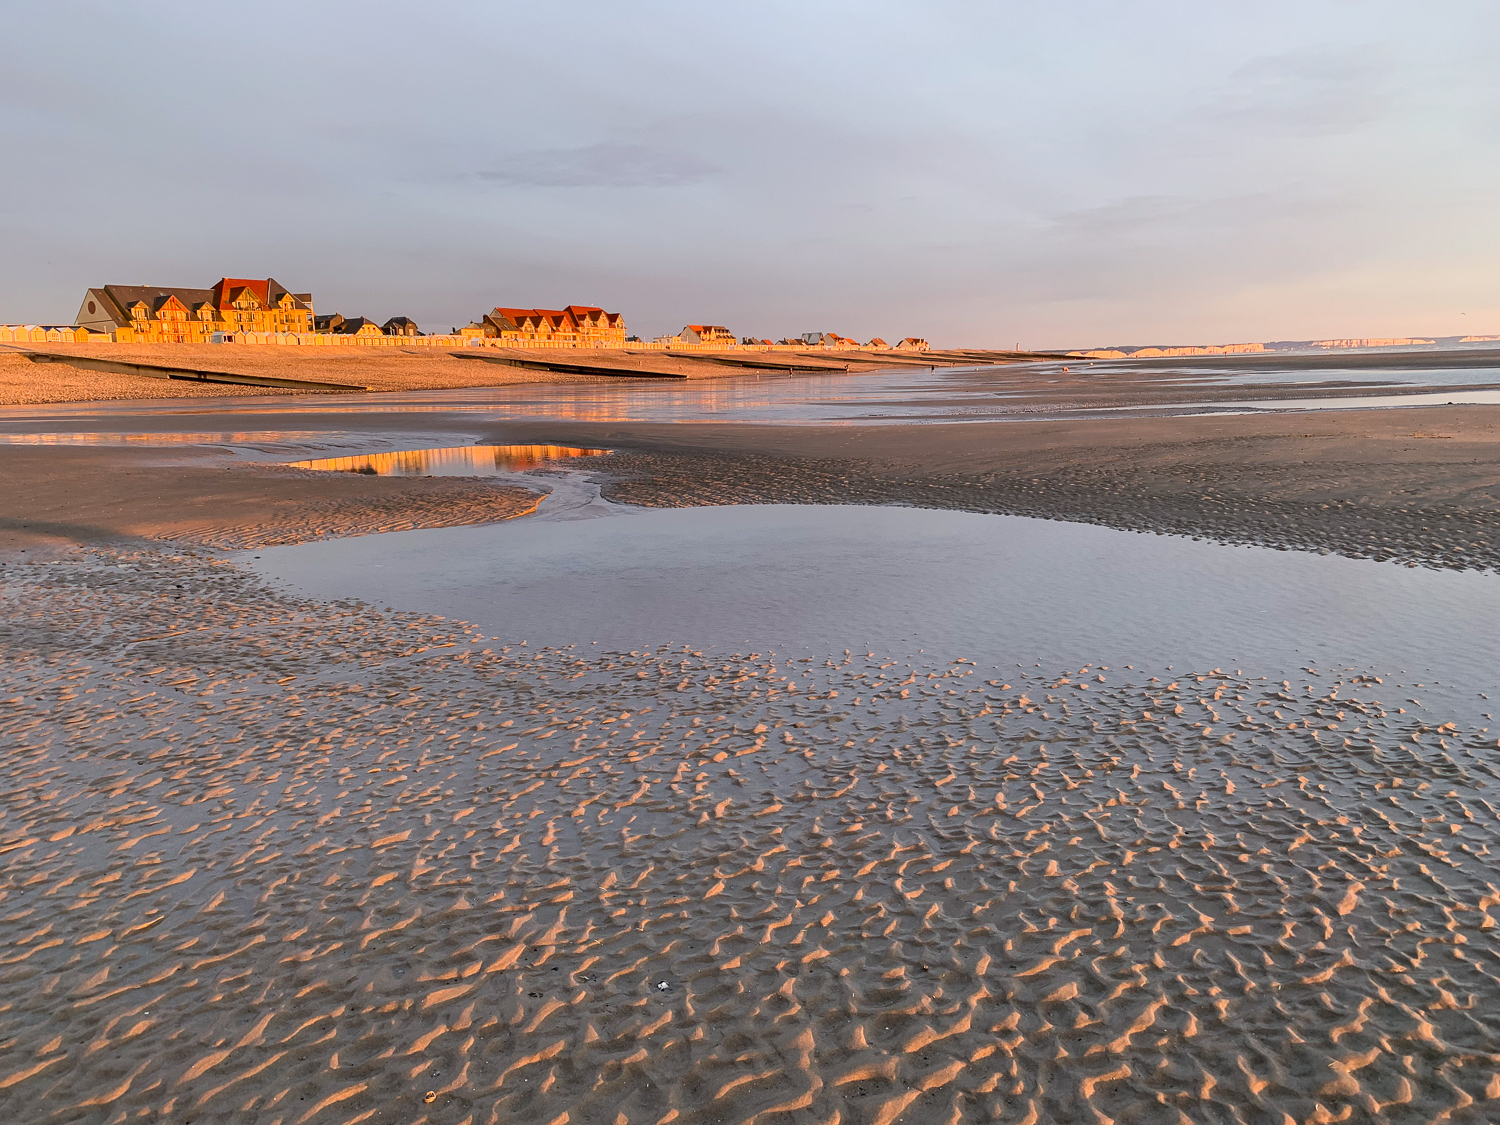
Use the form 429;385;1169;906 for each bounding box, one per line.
478;406;1500;573
1;343;1034;406
0;445;542;555
2;369;1499;1124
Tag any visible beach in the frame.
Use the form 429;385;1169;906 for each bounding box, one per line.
3;355;1499;1125
4;404;1498;571
498;407;1500;574
0;344;1023;407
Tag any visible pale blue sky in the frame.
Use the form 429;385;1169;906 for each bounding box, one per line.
3;1;1497;346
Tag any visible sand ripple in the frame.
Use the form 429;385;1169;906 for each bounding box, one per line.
2;549;1499;1123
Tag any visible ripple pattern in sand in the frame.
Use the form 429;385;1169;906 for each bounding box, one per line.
3;551;1500;1124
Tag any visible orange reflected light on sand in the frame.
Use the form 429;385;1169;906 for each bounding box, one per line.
285;444;609;477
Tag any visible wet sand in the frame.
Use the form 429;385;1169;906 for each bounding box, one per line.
15;342;1496;411
3;381;1500;1123
488;408;1500;574
2;399;1498;571
3;545;1498;1124
0;446;542;555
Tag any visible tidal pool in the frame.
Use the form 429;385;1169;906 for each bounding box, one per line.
242;503;1498;716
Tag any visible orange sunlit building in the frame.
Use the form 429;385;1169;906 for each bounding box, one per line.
480;305;626;347
75;278;314;342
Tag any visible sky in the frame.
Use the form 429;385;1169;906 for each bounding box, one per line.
2;0;1498;347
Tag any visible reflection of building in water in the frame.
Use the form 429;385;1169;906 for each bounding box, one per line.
286;445;608;477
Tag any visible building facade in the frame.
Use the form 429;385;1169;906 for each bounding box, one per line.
325;317;382;337
75;278;313;342
480;305;626;346
796;331;860;348
677;324;736;346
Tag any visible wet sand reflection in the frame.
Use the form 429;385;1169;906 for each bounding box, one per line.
285;443;608;476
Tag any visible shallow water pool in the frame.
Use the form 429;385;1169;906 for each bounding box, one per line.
242;503;1498;716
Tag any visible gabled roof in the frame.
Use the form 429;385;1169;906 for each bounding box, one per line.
214;278;269;308
491;307;551;323
489;305;623;331
102;285;217;320
211;277;311;311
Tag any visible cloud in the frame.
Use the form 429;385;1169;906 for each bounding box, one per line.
1040;185;1356;244
1044;194;1214;240
474;144;716;188
1200;46;1394;138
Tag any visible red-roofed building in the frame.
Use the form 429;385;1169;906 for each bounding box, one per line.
210;278;314;335
75;277;313;341
801;331;860;349
480;304;626;347
676;324;736;346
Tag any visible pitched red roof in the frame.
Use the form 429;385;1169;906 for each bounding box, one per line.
490;305;623;331
213;278;269;309
211;278;310;311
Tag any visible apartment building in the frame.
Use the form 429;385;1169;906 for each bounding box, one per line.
75;278;313;342
480;305;626;346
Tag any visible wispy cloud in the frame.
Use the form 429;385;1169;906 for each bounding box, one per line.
1042;189;1350;242
1200;46;1394;138
475;144;716;188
